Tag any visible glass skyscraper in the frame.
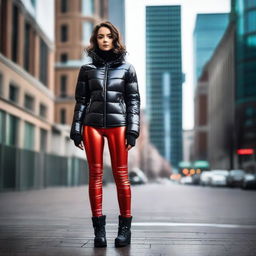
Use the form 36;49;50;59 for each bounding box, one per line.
232;0;256;164
146;6;183;168
193;13;229;85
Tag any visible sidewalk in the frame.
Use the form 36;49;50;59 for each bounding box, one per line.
0;183;256;255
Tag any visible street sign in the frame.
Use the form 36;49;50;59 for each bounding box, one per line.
237;149;254;155
193;160;209;169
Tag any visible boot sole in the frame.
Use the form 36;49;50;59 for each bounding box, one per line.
94;238;107;247
95;244;107;248
94;242;107;248
114;238;131;247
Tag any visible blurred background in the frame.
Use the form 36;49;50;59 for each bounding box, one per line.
0;0;255;191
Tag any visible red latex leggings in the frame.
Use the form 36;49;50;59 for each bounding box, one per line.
82;125;131;218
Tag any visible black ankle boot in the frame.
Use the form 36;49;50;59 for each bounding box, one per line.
115;215;132;247
91;215;107;247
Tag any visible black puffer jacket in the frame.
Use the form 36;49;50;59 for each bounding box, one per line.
70;49;140;140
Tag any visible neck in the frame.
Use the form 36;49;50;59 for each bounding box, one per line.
90;47;125;64
95;47;114;60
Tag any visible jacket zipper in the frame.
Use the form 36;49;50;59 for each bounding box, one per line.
103;63;109;127
87;98;92;113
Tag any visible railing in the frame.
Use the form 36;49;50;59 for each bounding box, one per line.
0;144;114;192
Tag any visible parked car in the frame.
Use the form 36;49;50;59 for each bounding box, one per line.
242;173;256;190
227;169;245;187
199;171;212;186
209;170;229;187
129;167;148;185
155;177;172;185
180;176;193;185
191;174;201;185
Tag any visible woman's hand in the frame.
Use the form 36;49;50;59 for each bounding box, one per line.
125;133;136;151
125;139;133;151
77;141;84;150
73;134;84;150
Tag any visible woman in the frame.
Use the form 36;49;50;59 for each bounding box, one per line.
69;21;140;248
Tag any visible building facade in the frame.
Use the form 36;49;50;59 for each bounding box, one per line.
193;70;208;162
233;0;256;172
193;13;229;165
108;0;125;43
182;129;194;162
197;0;256;171
54;0;108;128
193;13;229;87
0;0;55;152
146;5;183;168
206;23;236;170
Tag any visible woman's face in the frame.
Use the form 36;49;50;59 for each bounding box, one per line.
97;26;114;51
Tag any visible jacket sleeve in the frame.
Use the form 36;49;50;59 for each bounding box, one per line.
125;64;141;138
70;66;90;140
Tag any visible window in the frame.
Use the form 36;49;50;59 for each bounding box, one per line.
245;0;256;9
60;53;68;62
60;75;67;97
40;128;47;152
245;10;256;33
39;103;47;118
24;22;31;72
82;0;94;15
30;0;36;7
61;25;68;42
0;73;3;96
60;108;66;124
12;4;19;63
24;121;35;150
247;34;256;47
0;110;6;144
9;83;19;103
61;0;68;12
82;21;93;45
24;94;34;111
40;38;48;86
0;0;8;55
245;34;256;58
6;114;19;146
245;106;255;117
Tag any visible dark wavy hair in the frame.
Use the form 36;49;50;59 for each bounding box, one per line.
85;21;126;55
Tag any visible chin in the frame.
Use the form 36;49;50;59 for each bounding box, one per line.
101;47;112;51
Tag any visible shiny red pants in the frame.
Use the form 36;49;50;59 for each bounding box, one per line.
82;125;131;218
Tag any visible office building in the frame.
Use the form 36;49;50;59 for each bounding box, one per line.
232;0;256;171
146;5;183;168
193;13;229;86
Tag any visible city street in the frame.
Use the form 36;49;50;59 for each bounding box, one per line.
0;181;256;256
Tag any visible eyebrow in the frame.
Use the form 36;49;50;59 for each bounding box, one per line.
97;33;112;36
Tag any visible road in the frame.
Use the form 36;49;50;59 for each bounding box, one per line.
0;181;256;255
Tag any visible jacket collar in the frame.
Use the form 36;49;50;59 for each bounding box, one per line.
87;49;127;66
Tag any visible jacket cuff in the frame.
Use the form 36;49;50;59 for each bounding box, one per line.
70;122;82;140
126;123;140;138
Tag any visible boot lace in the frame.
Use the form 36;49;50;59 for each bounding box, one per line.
95;226;105;237
118;226;129;237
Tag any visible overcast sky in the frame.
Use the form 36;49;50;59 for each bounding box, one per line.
125;0;230;130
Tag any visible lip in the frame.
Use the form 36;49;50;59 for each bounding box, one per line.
103;45;109;46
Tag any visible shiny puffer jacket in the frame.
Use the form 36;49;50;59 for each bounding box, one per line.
70;49;140;140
